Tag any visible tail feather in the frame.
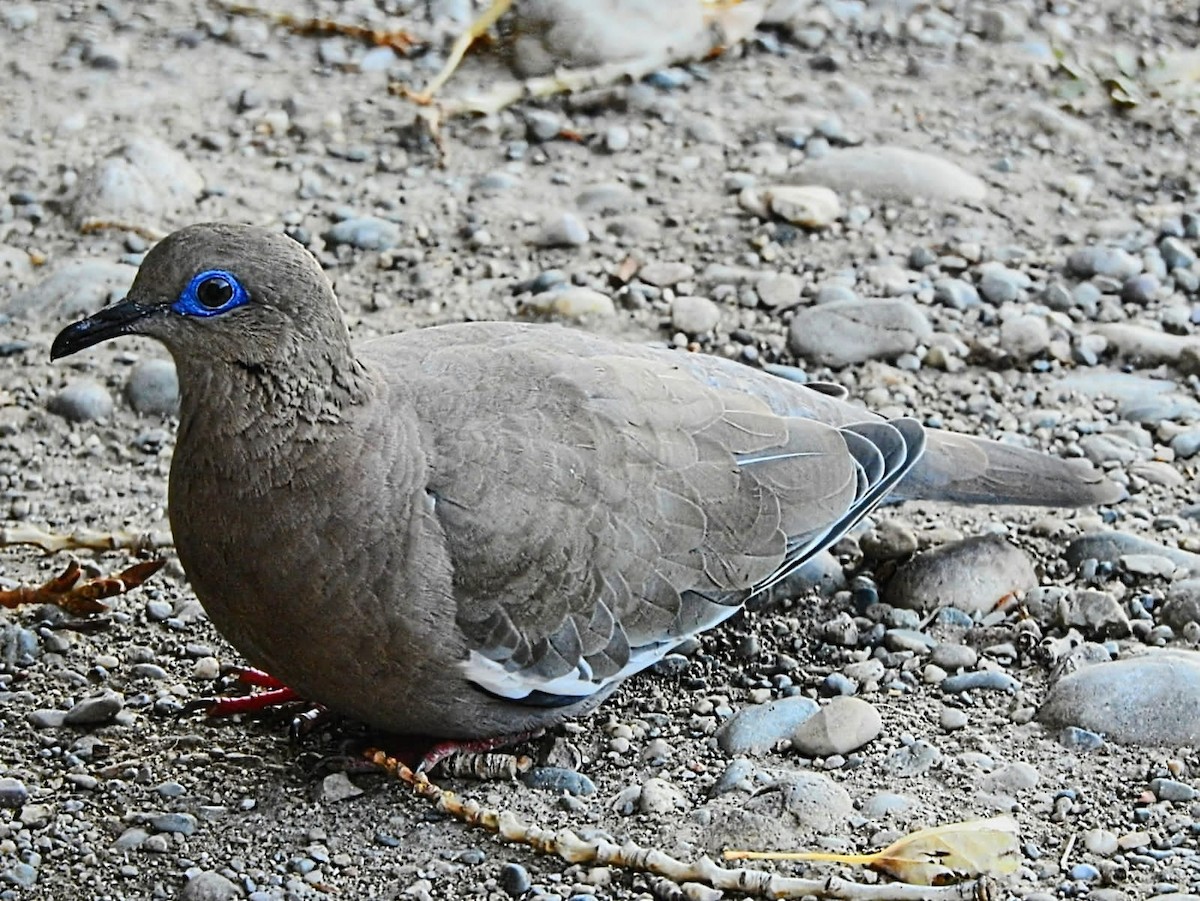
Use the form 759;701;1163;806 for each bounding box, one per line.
896;430;1124;507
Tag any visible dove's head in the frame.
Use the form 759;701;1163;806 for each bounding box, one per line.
51;223;351;367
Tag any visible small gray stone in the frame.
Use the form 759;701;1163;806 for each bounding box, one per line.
64;689;123;726
1058;589;1131;639
0;778;28;809
48;380;114;423
1160;236;1197;271
523;287;614;320
790;697;882;757
978;266;1028;304
930;644;978;672
71;137;204;228
320;772;363;802
520;767;595;795
534;212;590;247
124;359;179;416
113;827;149;850
150;812;197;835
1066;246;1142;280
575;183;635;215
637;777;686;814
934;278;981;310
6;260;137;320
788;298;932;368
941;671;1021;694
671;295;720;335
746;769;853;832
885;535;1037;614
1161;580;1200;630
1065;532;1200;576
716;697;819;756
180;871;240;901
324;216;401;251
1122;273;1160;304
1150;778;1196;803
884;739;941;777
1038;650;1200;745
755;272;801;308
939;706;969;730
638;261;695;287
499;862;531;897
790;146;986;203
1000;315;1050;360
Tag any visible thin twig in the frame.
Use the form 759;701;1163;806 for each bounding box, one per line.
0;525;173;555
366;749;994;901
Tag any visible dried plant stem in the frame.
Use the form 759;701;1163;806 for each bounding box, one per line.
0;525;173;555
365;750;994;901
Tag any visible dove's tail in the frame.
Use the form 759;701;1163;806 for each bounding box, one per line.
895;430;1124;507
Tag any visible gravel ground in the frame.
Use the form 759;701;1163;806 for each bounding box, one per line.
3;1;1200;900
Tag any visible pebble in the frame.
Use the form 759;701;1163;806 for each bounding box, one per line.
320;772;363;802
671;296;721;335
637;777;686;814
124;358;179;416
790;697;882;757
1038;650;1200;744
934;277;981;310
884;739;941;777
1161;580;1200;631
63;689;123;725
939;706;969;730
999;314;1050;360
1122;273;1160;304
885;535;1037;614
761;770;853;832
534;212;590;247
499;863;532;897
754;272;801;308
1058;589;1131;639
638;261;695;287
151;812;197;835
1065;532;1200;576
715;696;818;755
789;146;987;202
763;185;841;228
941;671;1021;694
0;778;28;809
1066;246;1142;280
7;260;137;320
523;287;614;320
1093;323;1200;365
48;380;114;423
788;298;932;367
521;768;595;796
575;183;635;215
1150;778;1196;803
323;216;401;251
860;519;918;560
71;137;204;227
978;265;1029;304
179;871;240;901
931;644;978;671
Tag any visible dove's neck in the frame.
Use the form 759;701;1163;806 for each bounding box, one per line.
173;346;373;462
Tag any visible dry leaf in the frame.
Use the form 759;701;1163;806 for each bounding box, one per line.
724;815;1020;886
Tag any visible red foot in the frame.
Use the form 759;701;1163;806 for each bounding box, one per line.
419;730;541;773
181;666;316;721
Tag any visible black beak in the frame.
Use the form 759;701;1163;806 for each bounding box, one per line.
50;298;158;360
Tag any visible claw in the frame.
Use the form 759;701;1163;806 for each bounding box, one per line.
0;558;165;616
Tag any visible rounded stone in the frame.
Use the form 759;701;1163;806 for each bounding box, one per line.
124;358;179;416
670;295;721;335
48;380;114;422
884;535;1037;614
790;697;883;757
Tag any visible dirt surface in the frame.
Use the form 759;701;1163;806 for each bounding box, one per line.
2;2;1200;900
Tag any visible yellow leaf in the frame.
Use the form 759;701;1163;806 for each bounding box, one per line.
724;815;1021;886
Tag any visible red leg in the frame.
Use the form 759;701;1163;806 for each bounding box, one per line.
418;730;541;773
233;667;288;689
203;686;303;716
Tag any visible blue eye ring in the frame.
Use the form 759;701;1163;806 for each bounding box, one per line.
172;269;249;318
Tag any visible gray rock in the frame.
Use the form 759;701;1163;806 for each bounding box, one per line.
941;671;1021;694
523;287;614;320
934;278;981;310
1160;580;1200;630
884;739;941;777
520;767;595;795
980;762;1039;792
71;137;204;228
499;862;532;897
0;778;28;809
1093;323;1200;365
755;272;801;308
48;380;114;423
1159;237;1197;271
1038;650;1200;745
638;261;695;287
1078;433;1140;465
1150;778;1196;803
63;689;123;726
150;812;198;835
1121;273;1160;304
884;535;1037;614
671;295;721;335
1058;372;1200;425
790;697;882;757
180;871;240;901
788;298;932;368
124;358;179;416
1066;246;1142;280
637;777;686;814
320;772;363;802
1065;532;1200;576
790;146;987;203
324;216;402;251
930;644;978;672
534;212;590;247
978;266;1029;304
716;697;819;755
999;314;1050;360
575;183;636;215
764;185;841;228
744;769;853;832
1059;589;1130;639
6;260;137;320
1170;427;1200;459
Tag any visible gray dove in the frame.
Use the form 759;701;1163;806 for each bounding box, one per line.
51;224;1119;743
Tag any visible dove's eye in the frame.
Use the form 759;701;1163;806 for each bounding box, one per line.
173;270;249;318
